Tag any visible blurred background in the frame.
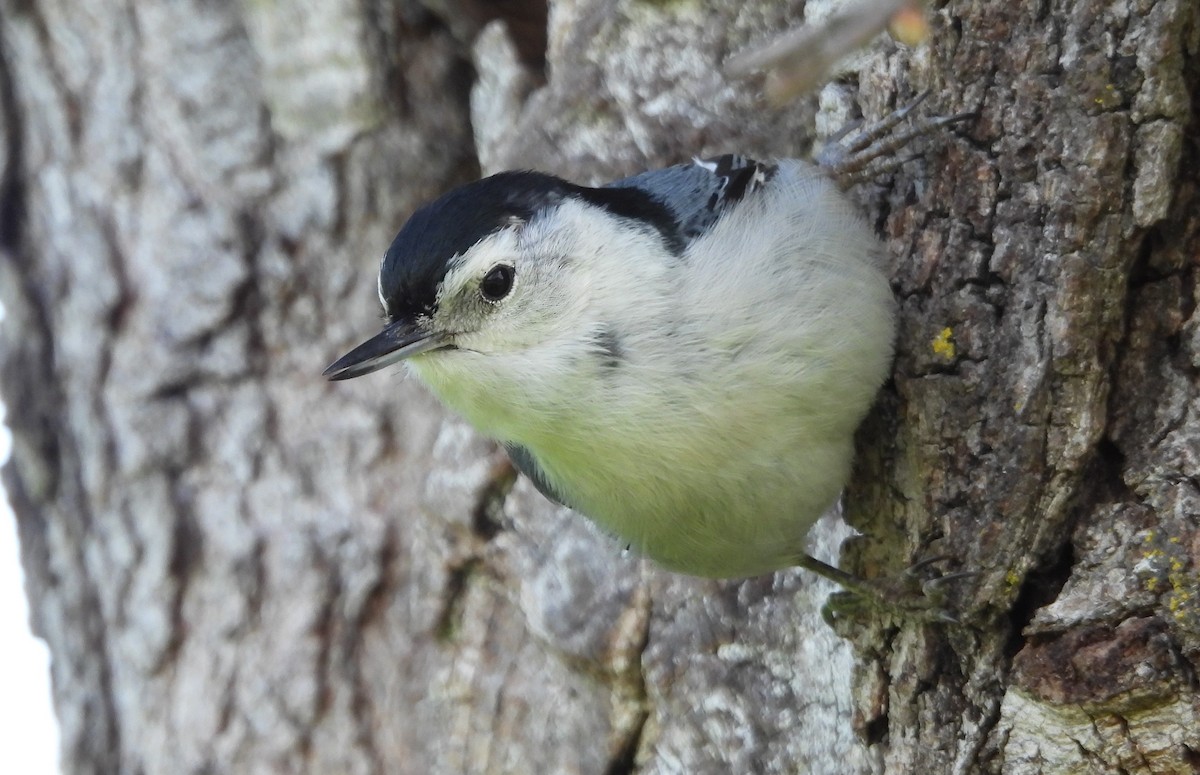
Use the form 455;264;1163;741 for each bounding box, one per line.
1;396;59;774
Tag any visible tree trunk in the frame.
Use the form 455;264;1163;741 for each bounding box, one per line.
1;1;1196;773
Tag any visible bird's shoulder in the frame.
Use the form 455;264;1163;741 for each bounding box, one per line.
604;155;779;244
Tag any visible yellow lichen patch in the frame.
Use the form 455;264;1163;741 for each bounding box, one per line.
932;327;956;360
1093;83;1118;108
1167;584;1193;622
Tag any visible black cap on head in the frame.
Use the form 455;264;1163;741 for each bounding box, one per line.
378;170;685;322
378;171;577;322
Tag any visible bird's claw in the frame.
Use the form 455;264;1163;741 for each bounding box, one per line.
812;553;974;626
817;91;975;188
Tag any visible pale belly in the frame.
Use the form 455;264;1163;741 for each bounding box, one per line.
527;427;852;578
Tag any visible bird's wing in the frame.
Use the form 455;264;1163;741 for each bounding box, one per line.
503;442;574;509
605;154;777;243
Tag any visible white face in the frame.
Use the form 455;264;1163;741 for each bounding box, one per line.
394;203;606;437
395;197;680;439
419;205;595;357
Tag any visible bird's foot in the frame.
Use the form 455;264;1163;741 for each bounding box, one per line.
792;552;973;625
816;91;974;188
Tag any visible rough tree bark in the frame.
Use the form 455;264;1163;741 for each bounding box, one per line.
1;0;1197;773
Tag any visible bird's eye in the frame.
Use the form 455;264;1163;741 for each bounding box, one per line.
480;265;515;302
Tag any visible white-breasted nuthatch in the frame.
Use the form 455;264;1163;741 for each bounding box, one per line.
326;147;902;585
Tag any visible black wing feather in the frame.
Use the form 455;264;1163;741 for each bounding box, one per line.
503;443;574;509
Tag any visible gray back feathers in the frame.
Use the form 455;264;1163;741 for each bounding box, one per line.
607;155;777;246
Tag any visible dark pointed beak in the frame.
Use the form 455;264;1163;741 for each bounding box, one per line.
323;319;452;381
